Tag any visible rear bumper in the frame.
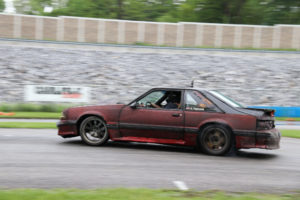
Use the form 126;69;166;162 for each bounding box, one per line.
234;128;281;149
57;120;78;138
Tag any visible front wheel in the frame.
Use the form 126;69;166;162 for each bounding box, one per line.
198;125;232;156
79;116;109;146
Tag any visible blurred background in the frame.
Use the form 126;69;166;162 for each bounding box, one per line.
3;0;300;25
0;0;299;116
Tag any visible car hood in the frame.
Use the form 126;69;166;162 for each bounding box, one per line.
64;104;125;118
71;104;125;111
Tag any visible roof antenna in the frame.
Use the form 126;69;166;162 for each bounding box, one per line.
191;80;194;88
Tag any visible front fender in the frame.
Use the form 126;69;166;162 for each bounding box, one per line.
77;111;107;123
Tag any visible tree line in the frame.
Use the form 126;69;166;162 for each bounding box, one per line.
8;0;300;25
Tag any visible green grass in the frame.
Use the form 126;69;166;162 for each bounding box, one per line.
132;42;300;51
0;103;75;113
0;122;56;129
0;189;299;200
281;130;300;139
0;112;61;119
276;117;300;121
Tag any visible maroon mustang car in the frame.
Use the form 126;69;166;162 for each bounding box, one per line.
57;88;280;156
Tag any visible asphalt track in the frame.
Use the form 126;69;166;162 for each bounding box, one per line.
0;128;299;192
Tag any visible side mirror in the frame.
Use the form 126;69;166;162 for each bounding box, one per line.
130;102;138;109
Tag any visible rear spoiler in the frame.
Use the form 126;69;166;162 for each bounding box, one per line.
247;107;275;117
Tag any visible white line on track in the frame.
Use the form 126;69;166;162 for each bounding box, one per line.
173;181;189;191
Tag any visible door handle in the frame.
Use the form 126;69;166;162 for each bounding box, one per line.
172;113;182;117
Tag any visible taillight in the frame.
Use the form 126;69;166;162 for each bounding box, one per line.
257;120;275;130
270;110;275;117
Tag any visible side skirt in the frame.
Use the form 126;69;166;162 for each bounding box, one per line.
111;136;186;145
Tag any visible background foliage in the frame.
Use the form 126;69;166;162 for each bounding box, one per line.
12;0;300;25
0;0;5;12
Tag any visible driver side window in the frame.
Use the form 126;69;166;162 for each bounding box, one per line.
137;91;165;108
134;90;182;109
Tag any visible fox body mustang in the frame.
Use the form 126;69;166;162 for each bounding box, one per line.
57;88;280;155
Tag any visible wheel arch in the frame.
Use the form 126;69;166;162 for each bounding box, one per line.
197;121;235;146
198;122;234;136
196;122;235;155
76;114;106;135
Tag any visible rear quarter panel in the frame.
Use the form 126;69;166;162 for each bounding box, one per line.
184;111;257;147
185;111;257;131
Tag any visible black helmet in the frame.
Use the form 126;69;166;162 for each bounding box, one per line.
167;93;180;103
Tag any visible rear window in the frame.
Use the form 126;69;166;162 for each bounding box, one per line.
209;91;244;108
185;91;217;111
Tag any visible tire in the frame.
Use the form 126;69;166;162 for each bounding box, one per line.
79;116;109;146
198;124;232;156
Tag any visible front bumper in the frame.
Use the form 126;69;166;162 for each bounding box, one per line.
234;128;281;149
57;120;78;138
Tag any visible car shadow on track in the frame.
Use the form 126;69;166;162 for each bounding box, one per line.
235;150;278;159
60;139;278;160
107;141;198;153
61;139;198;154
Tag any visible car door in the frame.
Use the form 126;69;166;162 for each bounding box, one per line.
118;89;184;140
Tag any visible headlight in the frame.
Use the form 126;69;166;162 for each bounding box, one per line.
60;110;67;120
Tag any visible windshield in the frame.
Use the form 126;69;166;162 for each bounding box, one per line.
209;91;244;108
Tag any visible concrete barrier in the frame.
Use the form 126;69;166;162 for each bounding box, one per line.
1;13;300;49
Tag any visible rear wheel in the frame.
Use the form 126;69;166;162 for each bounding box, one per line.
198;125;232;156
79;116;109;146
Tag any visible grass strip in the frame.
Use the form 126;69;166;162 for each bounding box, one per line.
133;42;300;51
0;112;61;119
0;103;73;113
280;130;300;139
0;112;299;121
0;122;56;129
275;117;300;121
0;189;299;200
